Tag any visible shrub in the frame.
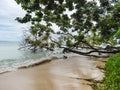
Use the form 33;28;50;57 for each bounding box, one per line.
93;53;120;90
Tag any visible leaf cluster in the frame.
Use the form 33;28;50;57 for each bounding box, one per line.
15;0;120;51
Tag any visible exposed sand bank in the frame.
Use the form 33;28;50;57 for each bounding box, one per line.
0;55;105;90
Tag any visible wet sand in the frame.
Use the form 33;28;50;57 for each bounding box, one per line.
0;55;105;90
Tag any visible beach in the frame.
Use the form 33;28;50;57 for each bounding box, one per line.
0;55;105;90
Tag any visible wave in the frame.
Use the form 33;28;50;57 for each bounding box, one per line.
0;53;75;74
0;56;58;74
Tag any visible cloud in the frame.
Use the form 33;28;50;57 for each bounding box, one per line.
0;0;26;17
0;0;29;41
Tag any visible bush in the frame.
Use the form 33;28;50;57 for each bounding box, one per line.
93;53;120;90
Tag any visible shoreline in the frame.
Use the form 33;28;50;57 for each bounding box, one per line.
0;55;106;90
0;53;79;74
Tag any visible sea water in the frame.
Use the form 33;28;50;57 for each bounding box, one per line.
0;41;63;73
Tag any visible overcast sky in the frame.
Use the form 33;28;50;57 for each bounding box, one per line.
0;0;101;42
0;0;29;41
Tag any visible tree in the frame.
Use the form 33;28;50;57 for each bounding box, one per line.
15;0;120;58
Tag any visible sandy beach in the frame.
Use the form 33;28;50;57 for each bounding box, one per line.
0;55;105;90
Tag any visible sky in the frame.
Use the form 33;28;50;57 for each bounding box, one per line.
0;0;29;41
0;0;101;42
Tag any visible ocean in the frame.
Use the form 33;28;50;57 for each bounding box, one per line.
0;41;63;73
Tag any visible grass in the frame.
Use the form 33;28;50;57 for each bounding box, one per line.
92;53;120;90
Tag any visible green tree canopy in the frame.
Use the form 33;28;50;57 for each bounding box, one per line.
15;0;120;57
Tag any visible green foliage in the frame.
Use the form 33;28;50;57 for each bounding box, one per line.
15;0;120;50
93;53;120;90
49;42;55;48
115;28;120;38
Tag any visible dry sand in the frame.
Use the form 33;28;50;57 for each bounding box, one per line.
0;55;105;90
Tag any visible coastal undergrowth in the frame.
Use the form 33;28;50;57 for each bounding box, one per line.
92;53;120;90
